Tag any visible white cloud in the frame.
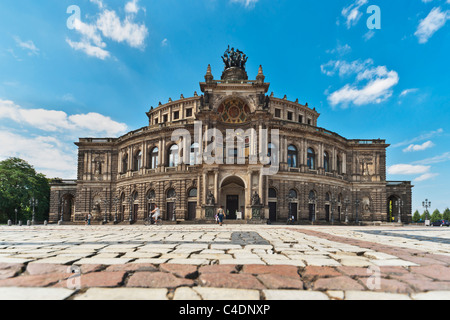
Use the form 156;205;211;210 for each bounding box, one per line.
415;7;450;43
13;36;39;56
161;38;169;47
322;59;399;107
414;173;439;182
97;10;148;48
125;0;140;14
403;140;435;152
0;99;127;136
67;3;148;59
392;128;443;148
341;0;368;29
388;164;430;175
0;130;77;179
400;88;418;96
230;0;259;9
66;38;110;60
412;151;450;165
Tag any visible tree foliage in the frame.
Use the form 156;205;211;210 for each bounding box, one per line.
412;210;421;223
443;208;450;221
430;209;443;223
0;158;49;223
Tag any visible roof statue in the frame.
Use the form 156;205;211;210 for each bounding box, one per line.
222;45;248;71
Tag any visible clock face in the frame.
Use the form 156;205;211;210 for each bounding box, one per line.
218;98;250;124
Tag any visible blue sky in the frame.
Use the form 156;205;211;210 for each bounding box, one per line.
0;0;449;213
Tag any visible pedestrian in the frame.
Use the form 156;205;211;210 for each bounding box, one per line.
217;206;225;226
87;213;92;225
150;204;161;224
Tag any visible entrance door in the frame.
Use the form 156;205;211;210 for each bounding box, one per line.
226;195;239;220
188;202;197;221
167;202;174;221
290;203;298;221
269;202;277;222
325;205;330;222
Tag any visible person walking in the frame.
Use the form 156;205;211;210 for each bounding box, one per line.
87;213;92;225
217;206;225;226
150;204;161;225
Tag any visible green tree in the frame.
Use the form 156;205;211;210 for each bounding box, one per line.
430;209;443;223
0;158;50;223
443;208;450;221
412;210;421;223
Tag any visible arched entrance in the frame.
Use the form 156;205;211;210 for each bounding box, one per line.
387;195;401;223
61;194;75;222
220;176;246;220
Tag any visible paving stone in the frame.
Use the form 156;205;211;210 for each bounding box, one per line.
344;291;411;300
257;274;304;290
0;287;75;300
160;264;198;278
199;273;265;290
105;263;158;272
193;287;260;300
173;287;202;300
127;272;194;288
410;265;450;281
242;265;300;279
74;288;168;300
313;276;366;291
0;272;71;287
199;265;238;274
301;266;342;279
411;291;450;300
263;289;329;300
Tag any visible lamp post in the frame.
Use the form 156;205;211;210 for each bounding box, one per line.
344;197;350;223
113;196;119;224
422;199;431;225
330;196;337;224
355;198;360;224
308;193;316;223
397;198;403;223
30;197;38;225
172;192;178;222
14;208;18;226
286;194;294;224
59;198;65;223
103;198;109;224
128;195;133;223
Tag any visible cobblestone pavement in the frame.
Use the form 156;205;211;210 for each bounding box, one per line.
0;224;449;300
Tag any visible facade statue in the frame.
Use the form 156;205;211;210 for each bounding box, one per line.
252;191;261;206
222;45;248;71
206;191;215;205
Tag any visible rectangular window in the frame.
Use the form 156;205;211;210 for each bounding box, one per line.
287;112;293;121
163;114;168;123
186;108;193;117
298;115;303;123
275;109;281;118
307;118;312;125
173;111;179;120
154;118;159;125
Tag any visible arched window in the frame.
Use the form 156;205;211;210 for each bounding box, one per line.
309;190;316;201
149;147;159;169
325;192;331;202
167;188;176;199
189;143;199;166
122;154;128;173
289;189;298;199
324;151;330;172
287;145;298;168
168;145;179;167
307;148;315;170
269;188;277;198
134;150;142;171
188;188;198;198
147;190;156;200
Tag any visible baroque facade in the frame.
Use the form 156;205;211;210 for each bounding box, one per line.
49;49;413;224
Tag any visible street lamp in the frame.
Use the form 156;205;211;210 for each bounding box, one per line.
30;197;38;225
14;208;18;226
354;198;361;224
113;196;119;224
172;192;178;222
103;198;109;224
308;192;316;223
422;199;431;223
128;195;134;223
286;193;294;224
344;197;351;223
397;198;403;223
330;196;337;224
